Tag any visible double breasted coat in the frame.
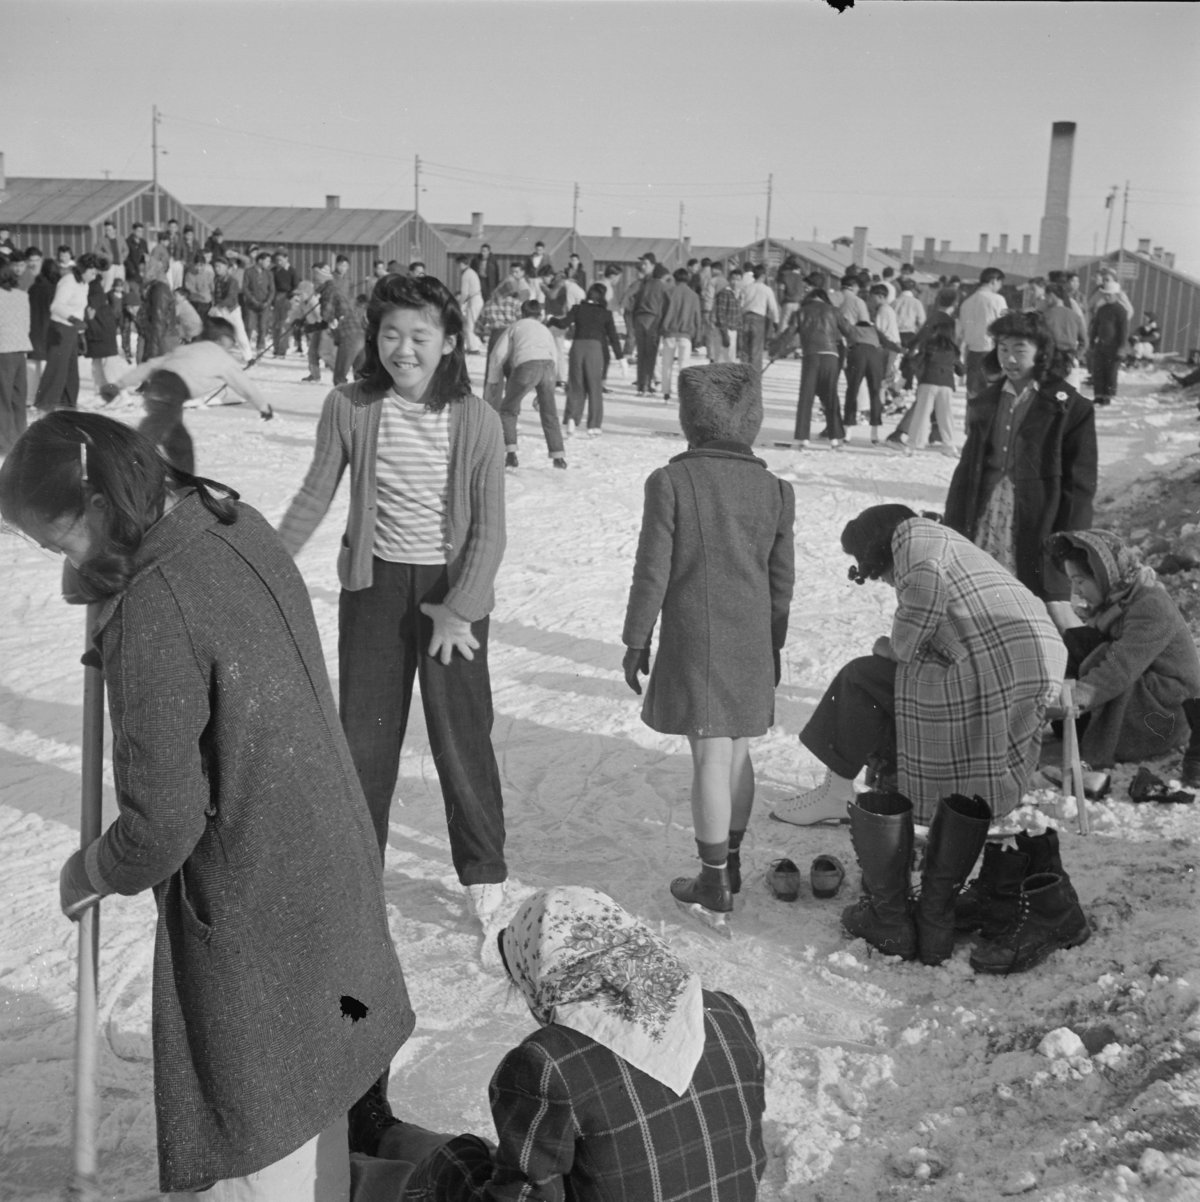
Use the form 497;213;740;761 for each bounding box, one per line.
944;375;1097;601
890;519;1067;822
86;491;414;1193
622;443;795;737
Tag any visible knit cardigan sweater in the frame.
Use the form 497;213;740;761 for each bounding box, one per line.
278;382;506;621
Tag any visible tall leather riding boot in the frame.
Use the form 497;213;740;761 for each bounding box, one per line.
841;791;917;960
915;794;992;966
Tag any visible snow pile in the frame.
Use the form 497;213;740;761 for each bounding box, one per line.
1;359;1198;1200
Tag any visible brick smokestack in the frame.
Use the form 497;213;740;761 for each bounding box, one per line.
940;240;950;254
999;233;1009;253
1137;237;1151;254
612;226;622;238
471;212;484;238
325;195;340;209
1037;121;1076;275
851;226;868;268
1022;234;1031;254
923;237;935;260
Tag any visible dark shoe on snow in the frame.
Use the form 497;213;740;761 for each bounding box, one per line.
505;451;519;470
671;863;732;936
969;872;1090;975
810;854;845;899
765;858;802;902
1129;765;1194;805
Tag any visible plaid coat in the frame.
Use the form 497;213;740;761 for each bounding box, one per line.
406;990;765;1202
87;493;414;1192
891;519;1066;822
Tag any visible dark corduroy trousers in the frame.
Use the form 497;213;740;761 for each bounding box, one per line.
339;559;507;885
800;654;897;780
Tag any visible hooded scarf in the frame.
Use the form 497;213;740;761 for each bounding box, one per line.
500;887;705;1096
1048;529;1160;633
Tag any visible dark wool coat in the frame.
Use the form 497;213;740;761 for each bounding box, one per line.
83;279;118;358
623;443;795;737
87;492;414;1193
944;376;1097;601
1077;584;1200;767
28;271;55;359
406;990;766;1202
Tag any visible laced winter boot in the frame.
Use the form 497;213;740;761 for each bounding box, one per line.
954;841;1030;937
347;1069;401;1156
1181;699;1200;789
969;873;1091;975
841;792;917;960
915;794;992;966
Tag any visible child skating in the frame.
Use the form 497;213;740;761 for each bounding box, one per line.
622;363;795;931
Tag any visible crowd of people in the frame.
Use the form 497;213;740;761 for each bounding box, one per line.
2;221;1200;1200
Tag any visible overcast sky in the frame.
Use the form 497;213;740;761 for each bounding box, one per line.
4;1;1198;273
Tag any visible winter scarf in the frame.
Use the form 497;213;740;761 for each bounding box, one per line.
500;887;705;1096
1048;529;1160;634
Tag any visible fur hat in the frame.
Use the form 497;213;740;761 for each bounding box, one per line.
677;364;763;446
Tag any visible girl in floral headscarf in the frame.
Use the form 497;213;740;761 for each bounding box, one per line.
1048;529;1200;773
404;886;766;1202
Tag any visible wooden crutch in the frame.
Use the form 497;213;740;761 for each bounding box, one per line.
1060;680;1091;836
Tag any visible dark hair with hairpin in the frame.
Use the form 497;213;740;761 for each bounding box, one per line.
0;412;238;602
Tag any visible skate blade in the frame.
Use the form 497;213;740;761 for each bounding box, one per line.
674;899;732;939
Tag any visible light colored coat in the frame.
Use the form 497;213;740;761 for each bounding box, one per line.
890;519;1066;822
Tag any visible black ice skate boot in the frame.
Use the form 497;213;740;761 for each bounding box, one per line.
969;873;1091;975
915;794;991;966
671;862;733;936
841;792;917;960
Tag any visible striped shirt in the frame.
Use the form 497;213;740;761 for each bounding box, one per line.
373;393;451;564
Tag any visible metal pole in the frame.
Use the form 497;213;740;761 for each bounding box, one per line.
677;201;684;260
570;182;579;254
151;105;160;232
414;155;421;222
761;173;772;267
1117;179;1129;271
1102;185;1117;256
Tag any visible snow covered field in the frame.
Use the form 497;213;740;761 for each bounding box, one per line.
1;355;1198;1201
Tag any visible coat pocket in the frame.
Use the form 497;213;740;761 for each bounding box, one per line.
176;866;213;945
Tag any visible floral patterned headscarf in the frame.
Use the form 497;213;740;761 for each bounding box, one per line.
500;886;705;1096
1048;529;1159;630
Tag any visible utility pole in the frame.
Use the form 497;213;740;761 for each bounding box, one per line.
761;173;773;267
570;182;579;253
413;155;421;222
151;104;161;231
677;201;684;259
1102;184;1118;255
1116;179;1129;274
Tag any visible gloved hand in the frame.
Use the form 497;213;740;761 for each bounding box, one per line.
420;602;480;666
623;646;650;695
260;404;274;421
720;330;731;349
59;849;103;921
99;383;121;404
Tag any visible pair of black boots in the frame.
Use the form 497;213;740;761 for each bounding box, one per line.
841;792;1089;972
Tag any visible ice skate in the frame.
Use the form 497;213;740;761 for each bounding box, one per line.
771;769;853;826
670;864;732;938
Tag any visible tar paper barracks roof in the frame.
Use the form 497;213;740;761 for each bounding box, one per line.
435;223;580;259
584;235;684;266
190;205;416;246
0;176;206;235
741;237;938;284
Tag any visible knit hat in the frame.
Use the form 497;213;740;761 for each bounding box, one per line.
677;364;763;445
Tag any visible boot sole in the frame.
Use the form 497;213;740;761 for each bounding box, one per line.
970;923;1091;975
675;899;733;939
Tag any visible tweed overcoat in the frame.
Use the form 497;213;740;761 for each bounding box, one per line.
944;375;1097;601
1077;583;1200;766
890;519;1066;822
622;443;795;737
86;492;414;1193
406;990;766;1202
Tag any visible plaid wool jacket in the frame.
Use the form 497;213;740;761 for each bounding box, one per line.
407;989;765;1202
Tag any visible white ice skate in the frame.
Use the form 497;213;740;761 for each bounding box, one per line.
770;770;853;826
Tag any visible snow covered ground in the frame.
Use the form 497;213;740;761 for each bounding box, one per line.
1;354;1198;1201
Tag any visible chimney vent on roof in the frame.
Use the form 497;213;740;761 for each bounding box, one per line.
1022;234;1031;254
940;240;950;254
998;234;1009;253
1136;237;1151;255
471;212;484;238
612;226;622;238
979;234;989;253
325;195;340;210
